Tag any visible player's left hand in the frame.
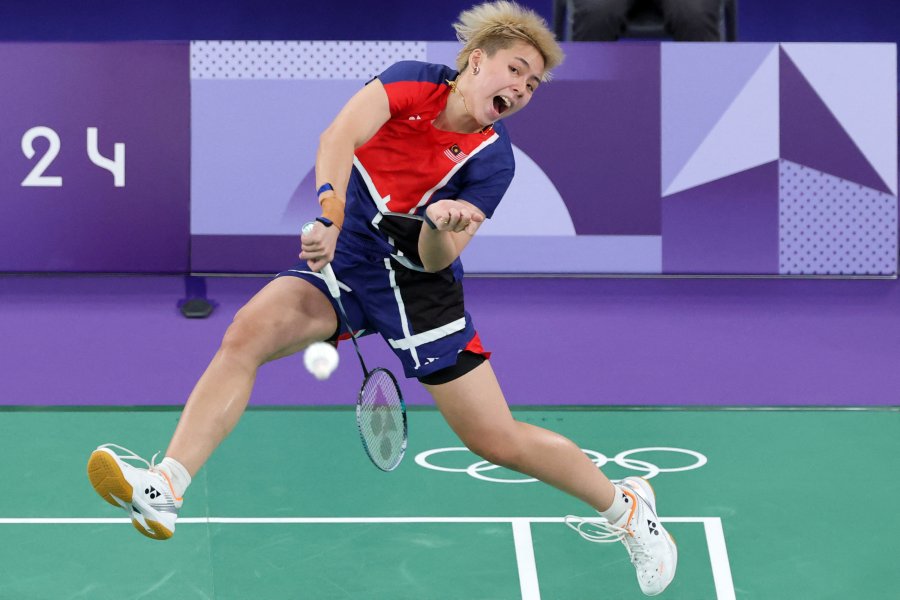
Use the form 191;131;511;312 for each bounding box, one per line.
425;200;485;235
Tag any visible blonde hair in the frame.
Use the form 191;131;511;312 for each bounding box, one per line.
453;1;564;81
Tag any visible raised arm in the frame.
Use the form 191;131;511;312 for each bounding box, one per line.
301;79;392;271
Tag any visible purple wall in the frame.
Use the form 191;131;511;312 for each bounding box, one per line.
2;275;897;407
0;43;190;273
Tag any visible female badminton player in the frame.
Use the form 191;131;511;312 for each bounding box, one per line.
86;1;676;594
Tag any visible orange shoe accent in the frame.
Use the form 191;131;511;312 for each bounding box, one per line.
620;487;639;537
155;468;184;502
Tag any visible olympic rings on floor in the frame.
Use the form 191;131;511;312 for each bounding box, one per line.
413;446;708;484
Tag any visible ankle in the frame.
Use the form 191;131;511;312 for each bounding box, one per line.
156;457;192;499
599;484;631;524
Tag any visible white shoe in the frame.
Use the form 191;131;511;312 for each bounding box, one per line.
87;444;182;540
566;476;677;596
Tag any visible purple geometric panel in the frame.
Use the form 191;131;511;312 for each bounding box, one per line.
662;43;777;193
779;160;897;276
662;162;779;274
504;45;661;235
781;43;897;195
779;48;891;194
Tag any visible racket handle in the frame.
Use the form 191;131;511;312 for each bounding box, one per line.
301;221;342;299
320;264;341;299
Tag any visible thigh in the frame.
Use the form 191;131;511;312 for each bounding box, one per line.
424;360;516;441
278;238;373;341
230;276;338;362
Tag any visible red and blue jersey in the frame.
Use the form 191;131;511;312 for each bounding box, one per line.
281;62;510;378
343;61;515;271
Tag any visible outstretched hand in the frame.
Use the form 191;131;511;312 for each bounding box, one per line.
299;221;340;272
425;200;485;235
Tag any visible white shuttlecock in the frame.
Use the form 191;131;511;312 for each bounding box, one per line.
303;342;339;380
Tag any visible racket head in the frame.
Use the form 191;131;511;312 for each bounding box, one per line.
356;367;407;472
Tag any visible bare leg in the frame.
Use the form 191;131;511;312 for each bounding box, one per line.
424;360;616;512
166;277;337;475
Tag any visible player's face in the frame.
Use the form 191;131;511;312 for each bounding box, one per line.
469;42;545;125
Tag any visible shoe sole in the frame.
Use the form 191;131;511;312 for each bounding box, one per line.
130;514;174;540
87;449;174;541
87;449;134;507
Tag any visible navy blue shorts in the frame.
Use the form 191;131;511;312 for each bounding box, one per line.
277;232;488;379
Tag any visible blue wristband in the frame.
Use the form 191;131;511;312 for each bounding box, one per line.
315;216;335;228
317;183;334;196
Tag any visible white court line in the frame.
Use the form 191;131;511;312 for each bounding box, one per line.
0;516;735;599
511;519;540;600
702;517;736;600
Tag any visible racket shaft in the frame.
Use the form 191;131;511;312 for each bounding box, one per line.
301;221;368;374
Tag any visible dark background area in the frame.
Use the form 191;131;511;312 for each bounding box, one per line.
0;0;897;47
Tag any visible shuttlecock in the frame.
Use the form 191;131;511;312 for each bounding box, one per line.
303;342;339;380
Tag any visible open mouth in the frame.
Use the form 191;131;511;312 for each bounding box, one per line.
493;95;511;115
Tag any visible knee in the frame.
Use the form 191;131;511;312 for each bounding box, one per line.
218;311;288;365
218;319;260;364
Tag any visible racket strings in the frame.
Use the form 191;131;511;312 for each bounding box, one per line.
358;370;406;469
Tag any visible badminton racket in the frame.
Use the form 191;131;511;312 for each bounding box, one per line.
302;222;408;472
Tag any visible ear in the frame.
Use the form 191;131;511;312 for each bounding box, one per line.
469;48;484;68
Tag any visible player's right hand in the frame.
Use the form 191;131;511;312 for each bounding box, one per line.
300;221;340;272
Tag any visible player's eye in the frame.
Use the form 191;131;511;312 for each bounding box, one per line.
510;66;519;75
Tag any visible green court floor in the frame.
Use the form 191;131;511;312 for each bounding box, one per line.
1;407;898;599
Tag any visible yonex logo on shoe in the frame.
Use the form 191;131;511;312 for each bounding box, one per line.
145;486;160;500
647;520;659;535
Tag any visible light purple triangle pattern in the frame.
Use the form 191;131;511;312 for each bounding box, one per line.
779;160;898;275
781;43;897;195
664;46;779;196
661;43;777;193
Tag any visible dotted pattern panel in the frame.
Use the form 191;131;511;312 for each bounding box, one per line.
779;160;898;275
190;41;427;79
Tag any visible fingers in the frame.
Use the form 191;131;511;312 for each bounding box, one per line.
431;207;484;234
299;222;338;271
465;212;484;235
305;257;329;272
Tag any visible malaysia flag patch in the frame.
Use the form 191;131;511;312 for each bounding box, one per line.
443;144;467;164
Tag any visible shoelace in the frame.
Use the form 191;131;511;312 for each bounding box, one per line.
565;515;652;566
565;515;626;543
99;443;161;472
